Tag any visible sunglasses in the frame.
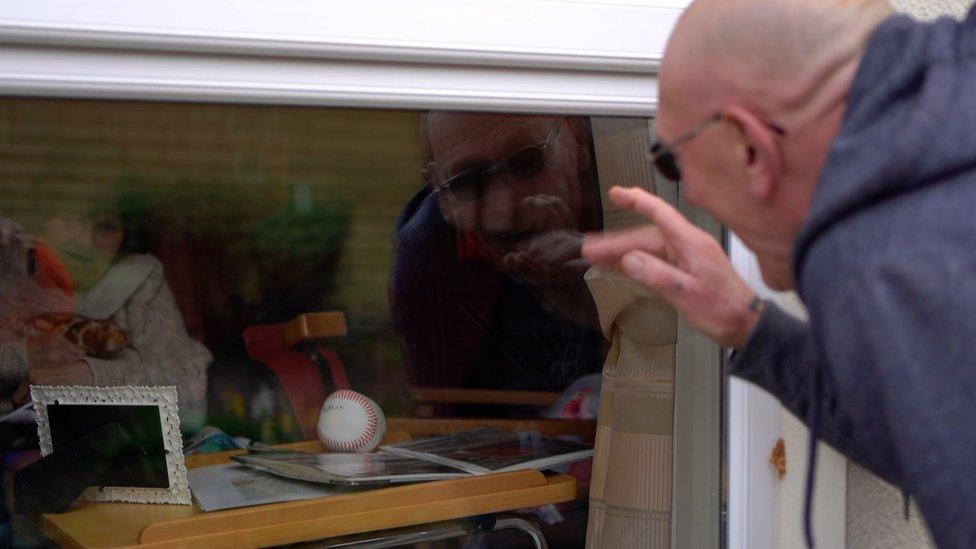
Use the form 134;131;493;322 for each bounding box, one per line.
649;113;785;182
432;123;563;203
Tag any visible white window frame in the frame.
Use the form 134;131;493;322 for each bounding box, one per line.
0;2;778;546
0;0;677;115
727;235;784;549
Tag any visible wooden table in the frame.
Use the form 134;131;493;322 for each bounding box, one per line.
34;437;578;548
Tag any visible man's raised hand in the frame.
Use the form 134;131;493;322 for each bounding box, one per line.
582;186;761;348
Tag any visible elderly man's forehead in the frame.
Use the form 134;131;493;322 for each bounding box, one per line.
656;71;699;140
427;113;554;142
657;41;725;139
655;0;741;136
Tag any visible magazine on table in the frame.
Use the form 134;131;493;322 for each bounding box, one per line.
232;427;593;486
188;462;353;511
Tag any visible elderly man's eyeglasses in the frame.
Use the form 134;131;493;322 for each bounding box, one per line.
432;123;563;203
649;113;786;182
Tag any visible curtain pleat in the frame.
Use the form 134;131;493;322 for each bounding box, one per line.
585;269;676;548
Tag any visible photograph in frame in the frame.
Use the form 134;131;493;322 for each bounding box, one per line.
31;385;190;505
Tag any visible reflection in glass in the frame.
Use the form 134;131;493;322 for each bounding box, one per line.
0;100;669;548
391;113;608;409
1;207;210;431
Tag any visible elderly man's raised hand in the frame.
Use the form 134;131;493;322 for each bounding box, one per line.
582;186;761;348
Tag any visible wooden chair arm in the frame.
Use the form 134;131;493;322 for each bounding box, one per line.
282;312;347;347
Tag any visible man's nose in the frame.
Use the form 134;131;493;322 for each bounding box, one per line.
476;180;520;232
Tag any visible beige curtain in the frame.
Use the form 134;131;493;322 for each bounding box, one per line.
585;118;676;548
585;271;676;548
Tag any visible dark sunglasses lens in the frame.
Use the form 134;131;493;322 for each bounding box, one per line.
446;170;486;202
506;147;546;180
651;144;682;181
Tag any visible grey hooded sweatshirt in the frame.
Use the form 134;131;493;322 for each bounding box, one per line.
729;7;976;548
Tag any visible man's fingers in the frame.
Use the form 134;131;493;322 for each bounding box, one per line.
522;194;572;232
519;230;584;265
609;186;701;245
582;226;668;266
619;250;693;300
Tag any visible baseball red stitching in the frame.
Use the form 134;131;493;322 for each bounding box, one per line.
322;390;380;452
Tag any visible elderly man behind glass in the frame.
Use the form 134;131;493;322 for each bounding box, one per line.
390;113;607;410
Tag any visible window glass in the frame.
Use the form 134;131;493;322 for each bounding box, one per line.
0;98;684;547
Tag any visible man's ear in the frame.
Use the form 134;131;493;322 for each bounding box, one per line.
566;118;592;173
723;105;783;200
421;163;436;192
422;163;459;224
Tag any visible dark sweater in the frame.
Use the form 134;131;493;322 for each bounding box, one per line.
730;7;976;548
389;189;606;399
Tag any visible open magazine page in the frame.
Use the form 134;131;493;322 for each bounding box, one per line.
189;463;351;511
232;451;471;486
380;427;594;473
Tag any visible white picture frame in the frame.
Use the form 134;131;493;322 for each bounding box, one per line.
31;385;190;505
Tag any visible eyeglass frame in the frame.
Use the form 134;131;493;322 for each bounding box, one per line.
649;112;786;182
428;121;564;202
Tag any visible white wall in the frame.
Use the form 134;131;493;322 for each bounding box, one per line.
729;237;847;549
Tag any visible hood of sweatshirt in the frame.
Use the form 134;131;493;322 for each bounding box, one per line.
793;8;976;283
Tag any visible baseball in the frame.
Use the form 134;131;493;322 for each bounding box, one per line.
317;390;386;453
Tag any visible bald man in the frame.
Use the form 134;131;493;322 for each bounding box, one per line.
585;1;976;547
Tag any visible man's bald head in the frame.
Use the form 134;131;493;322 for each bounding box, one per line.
660;0;893;128
654;0;893;291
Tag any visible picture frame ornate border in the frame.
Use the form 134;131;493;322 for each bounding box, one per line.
31;384;191;505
